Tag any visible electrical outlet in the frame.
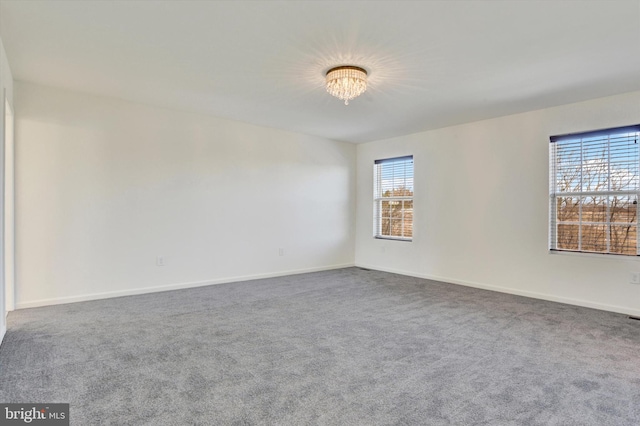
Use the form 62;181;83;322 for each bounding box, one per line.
156;256;165;267
630;272;640;284
278;248;285;257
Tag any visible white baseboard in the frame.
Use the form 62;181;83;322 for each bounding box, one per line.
18;261;637;317
0;325;6;348
355;263;640;317
15;263;355;310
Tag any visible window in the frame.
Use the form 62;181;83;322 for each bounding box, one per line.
374;156;413;240
549;125;640;255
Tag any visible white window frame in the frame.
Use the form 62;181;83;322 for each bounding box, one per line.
549;124;640;256
373;155;413;241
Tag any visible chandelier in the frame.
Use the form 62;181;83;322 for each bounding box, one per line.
325;66;368;105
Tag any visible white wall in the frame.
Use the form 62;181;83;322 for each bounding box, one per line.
0;36;14;343
12;80;640;317
5;96;14;313
15;82;356;308
356;90;640;316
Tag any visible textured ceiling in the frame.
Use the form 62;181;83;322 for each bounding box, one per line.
1;0;639;143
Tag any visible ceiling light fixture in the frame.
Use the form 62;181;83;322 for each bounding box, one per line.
325;66;368;105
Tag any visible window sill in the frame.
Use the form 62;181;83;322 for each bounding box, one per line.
549;249;640;261
375;236;412;242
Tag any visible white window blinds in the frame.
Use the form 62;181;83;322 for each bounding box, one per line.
549;125;640;255
374;156;414;240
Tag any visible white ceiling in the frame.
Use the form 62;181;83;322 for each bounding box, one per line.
1;0;639;143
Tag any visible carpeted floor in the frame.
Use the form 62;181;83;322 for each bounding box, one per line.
1;267;640;425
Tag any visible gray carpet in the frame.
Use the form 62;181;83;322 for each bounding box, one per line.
1;267;640;425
